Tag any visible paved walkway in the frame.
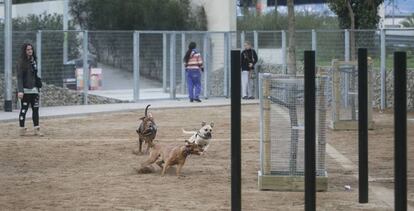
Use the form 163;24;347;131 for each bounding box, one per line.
89;88;188;101
93;63;188;101
0;98;258;123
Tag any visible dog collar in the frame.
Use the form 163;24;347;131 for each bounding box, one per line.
196;132;208;139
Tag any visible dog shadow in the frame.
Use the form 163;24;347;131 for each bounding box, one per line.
135;165;193;177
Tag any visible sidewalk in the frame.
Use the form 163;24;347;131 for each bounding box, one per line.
0;98;259;123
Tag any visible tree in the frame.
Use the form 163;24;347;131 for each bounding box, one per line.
327;0;383;29
12;0;43;4
401;13;414;27
327;0;383;60
287;0;296;75
69;0;206;30
69;0;207;81
8;13;80;86
239;0;257;16
237;11;338;31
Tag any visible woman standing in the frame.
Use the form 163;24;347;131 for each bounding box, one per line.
183;42;203;102
17;43;43;136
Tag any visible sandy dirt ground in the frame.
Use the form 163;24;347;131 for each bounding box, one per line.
0;105;412;210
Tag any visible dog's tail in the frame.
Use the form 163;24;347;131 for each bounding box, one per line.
182;128;197;135
144;104;151;117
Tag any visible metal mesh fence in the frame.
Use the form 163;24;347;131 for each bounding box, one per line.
295;31;312;65
139;32;164;94
1;29;414;108
259;73;328;177
384;29;414;108
332;60;359;122
41;31;82;87
354;30;381;67
257;31;283;72
0;32;37;78
89;31;133;90
316;30;345;66
207;32;226;97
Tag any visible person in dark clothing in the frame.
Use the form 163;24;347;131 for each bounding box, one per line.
241;41;258;100
17;43;43;136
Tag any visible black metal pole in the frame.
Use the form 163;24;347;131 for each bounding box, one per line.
358;48;369;203
304;50;316;211
231;50;241;211
394;51;407;211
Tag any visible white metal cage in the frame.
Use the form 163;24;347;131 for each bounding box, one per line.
258;73;328;191
330;59;374;130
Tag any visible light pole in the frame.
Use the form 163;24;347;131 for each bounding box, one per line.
4;0;12;112
63;0;69;63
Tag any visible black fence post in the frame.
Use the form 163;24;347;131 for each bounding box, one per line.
304;50;316;211
231;50;241;211
394;51;407;211
358;48;368;203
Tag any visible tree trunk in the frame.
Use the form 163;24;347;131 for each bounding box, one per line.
346;0;356;61
286;0;299;174
346;0;357;119
287;0;296;75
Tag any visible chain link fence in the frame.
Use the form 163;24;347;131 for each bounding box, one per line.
1;29;414;110
258;73;329;190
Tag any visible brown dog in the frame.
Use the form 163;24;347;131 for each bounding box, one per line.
140;141;202;177
134;105;157;155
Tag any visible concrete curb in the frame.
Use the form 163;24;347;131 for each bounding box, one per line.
0;98;259;123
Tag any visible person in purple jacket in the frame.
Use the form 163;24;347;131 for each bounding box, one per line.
183;42;204;102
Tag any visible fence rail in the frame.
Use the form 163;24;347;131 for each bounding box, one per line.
1;29;414;110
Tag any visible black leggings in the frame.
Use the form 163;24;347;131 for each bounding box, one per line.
19;93;39;127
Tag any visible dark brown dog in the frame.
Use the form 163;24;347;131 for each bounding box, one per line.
140;141;202;177
134;105;157;155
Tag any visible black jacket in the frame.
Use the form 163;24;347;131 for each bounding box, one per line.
17;59;39;92
241;49;258;71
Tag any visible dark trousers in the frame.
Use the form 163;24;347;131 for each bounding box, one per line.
19;93;39;127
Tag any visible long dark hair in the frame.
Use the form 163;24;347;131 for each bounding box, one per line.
183;42;197;64
20;43;37;65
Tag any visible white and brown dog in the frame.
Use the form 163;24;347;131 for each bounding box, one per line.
182;121;214;154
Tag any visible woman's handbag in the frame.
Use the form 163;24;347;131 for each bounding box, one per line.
250;69;256;79
35;75;43;88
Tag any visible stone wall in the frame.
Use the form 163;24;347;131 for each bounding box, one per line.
2;66;413;111
0;76;126;111
372;69;414;110
258;64;414;111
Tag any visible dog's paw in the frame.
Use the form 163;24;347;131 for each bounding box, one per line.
132;149;143;155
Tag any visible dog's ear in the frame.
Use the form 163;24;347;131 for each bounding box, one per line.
184;140;190;144
139;116;145;121
210;122;214;128
201;121;206;126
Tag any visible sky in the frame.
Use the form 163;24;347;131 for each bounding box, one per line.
238;0;414;17
384;0;414;16
293;1;414;16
